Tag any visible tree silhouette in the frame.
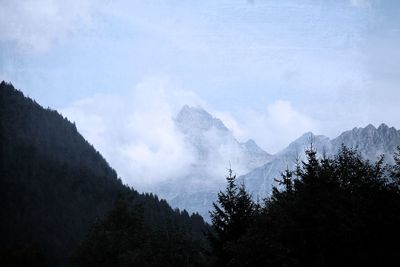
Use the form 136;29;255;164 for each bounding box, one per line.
209;168;256;266
211;146;400;266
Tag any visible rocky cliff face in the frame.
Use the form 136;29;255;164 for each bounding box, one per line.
241;124;400;199
331;124;400;163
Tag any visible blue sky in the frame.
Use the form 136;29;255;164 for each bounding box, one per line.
2;0;373;107
1;0;400;185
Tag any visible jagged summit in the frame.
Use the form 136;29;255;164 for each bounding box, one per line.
334;123;399;141
287;131;329;145
175;105;228;133
173;105;271;168
281;132;331;156
349;123;397;134
332;123;400;160
243;139;258;149
377;123;399;136
378;123;388;130
242;139;270;156
365;123;376;130
240;123;400;199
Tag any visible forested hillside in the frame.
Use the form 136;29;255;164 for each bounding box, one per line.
0;81;209;266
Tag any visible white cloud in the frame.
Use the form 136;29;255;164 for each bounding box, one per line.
60;77;204;189
267;101;314;129
224;100;319;154
214;111;247;139
0;0;103;52
62;80;319;189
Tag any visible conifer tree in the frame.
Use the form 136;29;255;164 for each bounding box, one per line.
209;168;255;266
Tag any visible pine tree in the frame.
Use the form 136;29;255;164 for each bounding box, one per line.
210;169;236;239
209;168;255;266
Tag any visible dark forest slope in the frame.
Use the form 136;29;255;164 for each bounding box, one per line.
0;81;209;266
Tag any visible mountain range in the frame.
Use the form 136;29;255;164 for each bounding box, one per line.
150;106;400;220
242;124;400;199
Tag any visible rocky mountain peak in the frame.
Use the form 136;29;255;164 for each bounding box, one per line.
377;123;388;131
175;105;228;133
365;123;376;130
284;132;330;151
338;124;397;141
377;123;398;136
243;139;259;149
242;139;271;156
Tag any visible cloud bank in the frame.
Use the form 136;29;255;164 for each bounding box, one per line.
0;0;104;52
61;78;318;188
220;100;319;154
61;77;205;188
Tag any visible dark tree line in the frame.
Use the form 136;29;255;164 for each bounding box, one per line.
75;195;209;267
209;145;400;266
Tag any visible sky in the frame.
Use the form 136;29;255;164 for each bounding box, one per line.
1;0;400;186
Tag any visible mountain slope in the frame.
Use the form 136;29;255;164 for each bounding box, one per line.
147;105;400;221
0;81;209;266
175;105;272;171
241;124;400;198
152;105;272;220
332;123;400;163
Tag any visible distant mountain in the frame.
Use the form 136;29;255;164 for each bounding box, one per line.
152;105;400;220
332;124;400;163
152;105;272;220
176;105;229;134
241;124;400;198
0;82;209;266
175;105;272;171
